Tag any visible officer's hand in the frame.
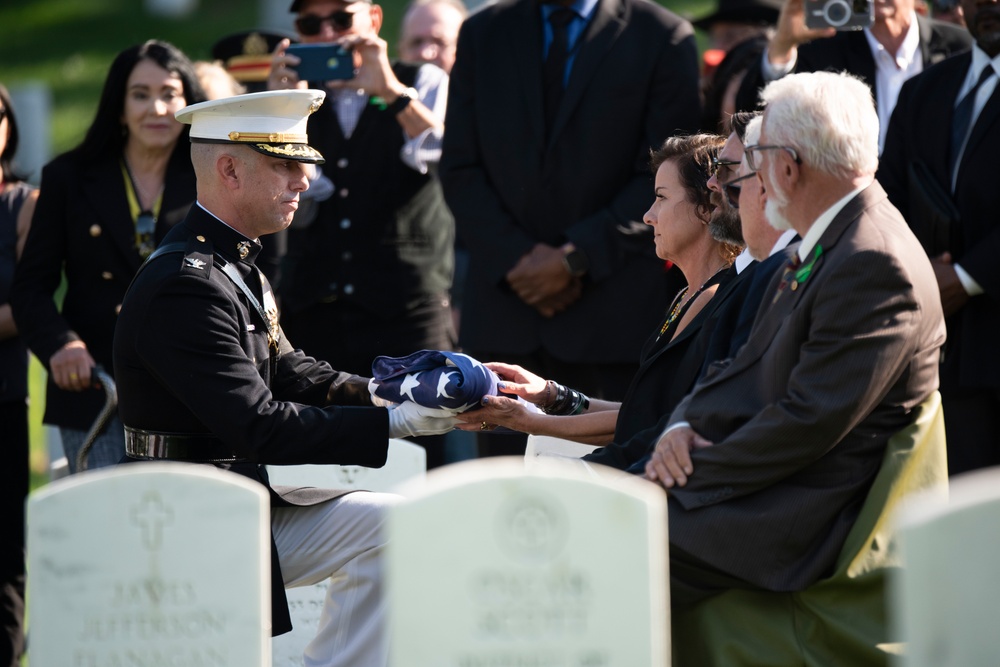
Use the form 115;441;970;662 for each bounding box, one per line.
368;378;397;408
387;401;458;438
50;340;96;392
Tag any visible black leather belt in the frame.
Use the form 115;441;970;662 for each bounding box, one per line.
124;427;247;463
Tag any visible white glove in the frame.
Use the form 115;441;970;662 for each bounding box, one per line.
388;401;459;438
368;378;396;408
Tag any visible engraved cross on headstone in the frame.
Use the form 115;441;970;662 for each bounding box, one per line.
130;491;174;551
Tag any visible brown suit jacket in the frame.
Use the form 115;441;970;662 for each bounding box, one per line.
666;182;945;592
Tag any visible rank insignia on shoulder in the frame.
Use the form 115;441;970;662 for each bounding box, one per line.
185;257;207;269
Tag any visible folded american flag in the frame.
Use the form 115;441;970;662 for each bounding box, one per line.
370;350;499;413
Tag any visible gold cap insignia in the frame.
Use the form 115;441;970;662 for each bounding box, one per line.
242;32;268;56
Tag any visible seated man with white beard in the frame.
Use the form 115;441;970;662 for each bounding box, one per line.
643;71;946;608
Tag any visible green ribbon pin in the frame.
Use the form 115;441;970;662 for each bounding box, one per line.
794;244;823;285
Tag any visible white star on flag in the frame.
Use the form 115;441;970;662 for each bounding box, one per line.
400;372;421;402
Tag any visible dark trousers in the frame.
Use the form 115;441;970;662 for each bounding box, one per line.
669;540;768;610
0;401;27;667
941;388;1000;476
940;349;1000;476
463;347;639;458
282;294;456;469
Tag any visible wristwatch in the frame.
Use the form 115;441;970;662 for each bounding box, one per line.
386;87;418;115
562;244;589;277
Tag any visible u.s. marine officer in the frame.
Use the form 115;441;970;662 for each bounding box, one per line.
112;89;456;667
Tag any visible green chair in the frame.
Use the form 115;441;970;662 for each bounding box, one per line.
671;391;947;667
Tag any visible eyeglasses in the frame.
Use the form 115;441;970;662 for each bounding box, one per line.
295;10;358;35
721;172;757;208
0;107;6;123
136;211;156;259
744;145;802;172
710;156;742;179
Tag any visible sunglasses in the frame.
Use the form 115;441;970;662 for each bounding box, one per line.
710;156;741;179
721;172;757;209
295;10;358;35
136;211;156;259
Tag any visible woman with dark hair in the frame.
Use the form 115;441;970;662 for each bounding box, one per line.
0;82;38;667
455;134;743;469
11;40;206;473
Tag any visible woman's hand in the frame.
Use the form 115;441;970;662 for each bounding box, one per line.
50;340;96;391
485;362;551;406
455;394;532;433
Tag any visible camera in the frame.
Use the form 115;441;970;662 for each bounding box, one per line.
804;0;873;30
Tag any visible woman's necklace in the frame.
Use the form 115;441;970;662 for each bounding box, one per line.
656;264;730;340
658;286;690;339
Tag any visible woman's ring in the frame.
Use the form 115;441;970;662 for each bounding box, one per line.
480;421;491;431
69;372;78;380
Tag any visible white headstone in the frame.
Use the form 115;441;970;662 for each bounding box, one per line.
27;462;271;667
525;434;600;463
891;466;1000;667
268;438;426;667
387;457;670;666
266;438;426;493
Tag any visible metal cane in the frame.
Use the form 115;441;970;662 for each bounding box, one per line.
75;365;118;472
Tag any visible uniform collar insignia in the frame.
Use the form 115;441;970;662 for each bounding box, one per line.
237;240;251;260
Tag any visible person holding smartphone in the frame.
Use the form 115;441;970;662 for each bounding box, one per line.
736;0;971;152
265;0;456;468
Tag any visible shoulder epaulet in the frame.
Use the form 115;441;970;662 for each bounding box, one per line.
178;234;214;278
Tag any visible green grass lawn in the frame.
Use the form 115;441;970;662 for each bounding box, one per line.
5;0;713;491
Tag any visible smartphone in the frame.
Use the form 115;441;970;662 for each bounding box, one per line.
804;0;873;30
286;43;354;82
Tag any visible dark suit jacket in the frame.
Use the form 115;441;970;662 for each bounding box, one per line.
880;49;1000;391
666;183;945;592
583;267;738;469
10;148;196;430
735;15;972;112
440;0;701;363
113;205;389;635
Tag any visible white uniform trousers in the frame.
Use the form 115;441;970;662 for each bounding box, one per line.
272;491;401;667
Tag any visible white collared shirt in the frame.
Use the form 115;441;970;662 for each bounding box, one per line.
863;15;922;153
734;248;755;274
797;186;865;262
769;229;799;257
762;13;923;153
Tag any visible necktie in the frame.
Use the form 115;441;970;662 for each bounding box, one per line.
949;64;994;177
543;8;575;135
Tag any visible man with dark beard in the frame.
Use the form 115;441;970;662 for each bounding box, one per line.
879;0;1000;475
694;111;797;368
646;72;944;610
